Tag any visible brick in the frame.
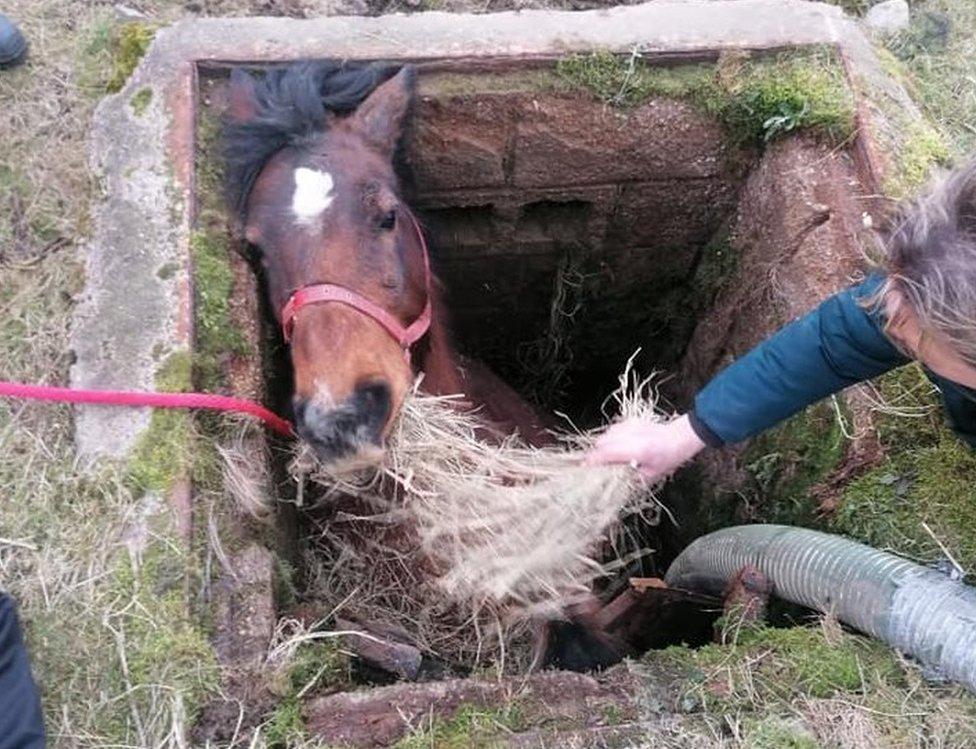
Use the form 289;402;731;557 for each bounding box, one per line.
607;177;739;251
403;94;513;191
513;96;733;188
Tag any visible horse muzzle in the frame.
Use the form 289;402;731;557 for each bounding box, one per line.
293;381;392;463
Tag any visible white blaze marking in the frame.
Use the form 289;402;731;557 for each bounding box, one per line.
292;168;334;225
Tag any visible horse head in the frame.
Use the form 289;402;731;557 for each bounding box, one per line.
224;62;429;463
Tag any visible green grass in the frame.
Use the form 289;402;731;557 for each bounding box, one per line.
263;698;307;746
649;620;976;746
1;0;975;744
257;637;351;746
557;48;856;147
658;623;902;708
830;367;976;570
0;5;240;743
394;704;527;749
0;259;216;742
887;0;976;157
745;717;820;749
743;400;849;527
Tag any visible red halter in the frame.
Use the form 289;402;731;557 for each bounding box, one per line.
279;213;433;363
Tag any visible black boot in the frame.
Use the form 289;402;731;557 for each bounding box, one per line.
0;14;28;69
0;595;45;749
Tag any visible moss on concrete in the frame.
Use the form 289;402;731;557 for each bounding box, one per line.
191;230;247;392
420;68;567;98
195;108;224;206
79;17;157;97
191;103;250;394
130;87;152;116
557;48;855;146
857;40;951;199
127;352;193;493
884;119;951;198
714;49;855;146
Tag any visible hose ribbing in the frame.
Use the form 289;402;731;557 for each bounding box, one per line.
665;525;976;691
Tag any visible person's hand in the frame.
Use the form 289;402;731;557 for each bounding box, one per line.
584;414;706;481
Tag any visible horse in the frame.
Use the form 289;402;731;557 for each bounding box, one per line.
221;60;650;673
222;61;548;463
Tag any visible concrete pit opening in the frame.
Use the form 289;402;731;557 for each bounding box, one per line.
191;45;878;742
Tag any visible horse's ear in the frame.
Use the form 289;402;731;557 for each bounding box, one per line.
226;68;259;123
350;66;416;157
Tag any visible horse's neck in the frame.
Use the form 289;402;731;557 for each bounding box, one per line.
416;318;466;396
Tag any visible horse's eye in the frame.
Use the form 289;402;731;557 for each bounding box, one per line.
379;209;397;231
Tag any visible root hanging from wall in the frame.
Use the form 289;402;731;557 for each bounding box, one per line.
288;358;667;670
517;252;588;407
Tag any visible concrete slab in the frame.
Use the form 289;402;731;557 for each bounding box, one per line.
70;0;921;459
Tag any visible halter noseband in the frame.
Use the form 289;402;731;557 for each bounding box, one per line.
279;213;433;363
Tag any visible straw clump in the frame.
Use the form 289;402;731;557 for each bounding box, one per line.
291;359;667;667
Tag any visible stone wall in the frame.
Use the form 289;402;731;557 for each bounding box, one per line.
404;71;748;401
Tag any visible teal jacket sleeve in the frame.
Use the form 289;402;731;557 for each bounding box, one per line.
689;275;909;447
927;373;976;448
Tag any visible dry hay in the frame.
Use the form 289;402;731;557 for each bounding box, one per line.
289;358;668;669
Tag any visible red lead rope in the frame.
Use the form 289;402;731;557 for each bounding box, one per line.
0;216;437;441
0;381;295;437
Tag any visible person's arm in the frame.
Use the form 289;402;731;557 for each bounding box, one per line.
588;276;909;478
689;276;908;447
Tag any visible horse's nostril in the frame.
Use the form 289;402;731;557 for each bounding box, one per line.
356;381;391;411
292;382;392;463
352;381;392;441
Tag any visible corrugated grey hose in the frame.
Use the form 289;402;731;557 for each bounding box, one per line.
664;524;976;692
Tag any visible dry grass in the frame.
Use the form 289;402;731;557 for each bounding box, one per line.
288;359;665;669
889;0;976;158
0;2;244;746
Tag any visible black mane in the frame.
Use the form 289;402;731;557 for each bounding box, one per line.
222;60;399;220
